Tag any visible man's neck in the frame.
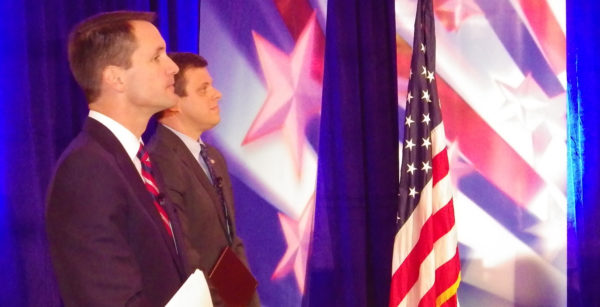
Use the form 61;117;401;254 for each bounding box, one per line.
89;103;150;138
159;118;203;141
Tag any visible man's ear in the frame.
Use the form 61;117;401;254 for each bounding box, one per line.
102;65;126;93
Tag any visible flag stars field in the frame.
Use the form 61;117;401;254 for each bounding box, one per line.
409;187;419;198
405;139;416;150
405;115;415;127
407;163;417;174
422;137;431;149
426;70;435;83
421;161;432;173
422;113;431;125
421;89;431;102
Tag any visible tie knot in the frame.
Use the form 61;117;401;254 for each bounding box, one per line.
199;143;209;160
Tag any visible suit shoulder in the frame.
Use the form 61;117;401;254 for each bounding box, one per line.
146;128;180;157
54;135;116;173
48;135;127;200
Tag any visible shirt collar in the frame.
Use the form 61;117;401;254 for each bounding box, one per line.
89;110;142;163
162;124;203;161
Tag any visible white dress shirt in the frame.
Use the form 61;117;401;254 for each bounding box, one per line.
162;124;212;181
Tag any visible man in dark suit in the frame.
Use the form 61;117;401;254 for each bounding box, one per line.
46;11;186;306
148;52;260;306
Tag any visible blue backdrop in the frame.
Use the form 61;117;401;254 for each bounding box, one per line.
567;1;600;306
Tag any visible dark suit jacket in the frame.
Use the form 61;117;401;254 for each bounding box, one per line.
46;118;187;307
147;124;259;306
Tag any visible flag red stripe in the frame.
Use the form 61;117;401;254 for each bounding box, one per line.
433;247;461;297
432;147;449;186
389;198;456;305
400;245;460;307
417;287;436;307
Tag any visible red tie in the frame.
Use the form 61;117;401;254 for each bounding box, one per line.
137;143;176;244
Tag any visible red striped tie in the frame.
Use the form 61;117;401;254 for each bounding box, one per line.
137;143;175;243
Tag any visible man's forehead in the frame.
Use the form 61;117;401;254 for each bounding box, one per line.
130;20;165;46
185;67;212;82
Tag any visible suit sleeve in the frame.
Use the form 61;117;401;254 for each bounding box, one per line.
46;152;150;307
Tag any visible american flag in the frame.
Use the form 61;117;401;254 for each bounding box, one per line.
389;0;461;306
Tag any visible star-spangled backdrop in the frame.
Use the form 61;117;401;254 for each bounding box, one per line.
0;0;592;306
200;0;565;305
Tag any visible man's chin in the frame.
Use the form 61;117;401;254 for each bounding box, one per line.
163;95;179;108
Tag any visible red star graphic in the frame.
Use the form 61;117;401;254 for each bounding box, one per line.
434;0;483;32
243;13;323;176
271;193;315;294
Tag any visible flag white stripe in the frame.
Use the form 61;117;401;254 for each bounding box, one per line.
397;224;460;307
391;174;453;273
431;123;447;156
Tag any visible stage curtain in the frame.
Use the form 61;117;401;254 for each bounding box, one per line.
303;0;399;305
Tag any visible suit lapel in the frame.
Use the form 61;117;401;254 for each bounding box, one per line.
155;126;230;234
84;118;184;278
150;163;188;278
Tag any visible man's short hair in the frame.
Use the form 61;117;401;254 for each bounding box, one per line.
168;52;208;97
68;11;156;103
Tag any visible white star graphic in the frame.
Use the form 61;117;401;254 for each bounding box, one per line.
421;161;432;173
405;139;416;151
420;43;426;53
422;113;431;125
407;163;417;174
407;92;413;102
421;66;428;76
421;90;431;103
422;137;431;149
405;115;415;127
426;70;435;83
409;186;419;198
